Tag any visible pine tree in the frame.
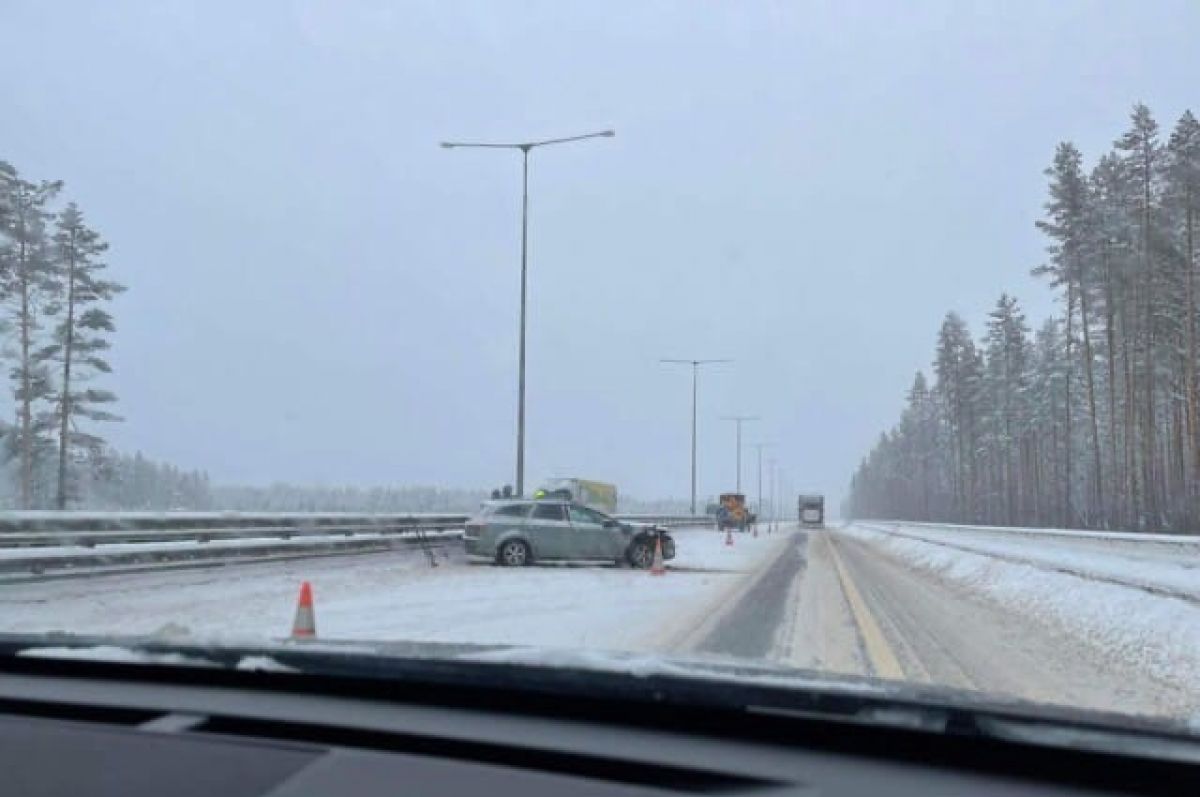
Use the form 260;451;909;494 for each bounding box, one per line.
1115;103;1165;526
1089;153;1135;525
983;295;1031;525
0;167;62;508
902;371;938;520
1034;142;1092;525
43;203;125;508
934;313;979;520
0;161;15;226
1165;111;1200;512
1032;319;1069;524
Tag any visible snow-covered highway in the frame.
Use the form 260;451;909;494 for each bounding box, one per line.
3;521;1198;724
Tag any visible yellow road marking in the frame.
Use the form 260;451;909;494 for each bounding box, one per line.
826;535;905;680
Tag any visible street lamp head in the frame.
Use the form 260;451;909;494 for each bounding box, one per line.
439;142;456;149
600;130;616;137
660;357;730;366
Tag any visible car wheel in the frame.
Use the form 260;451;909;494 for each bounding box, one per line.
627;538;655;569
498;539;531;567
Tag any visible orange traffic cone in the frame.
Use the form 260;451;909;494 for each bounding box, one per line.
725;527;734;546
650;536;666;576
291;581;316;639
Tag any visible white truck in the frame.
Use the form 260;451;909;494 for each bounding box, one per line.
798;494;825;528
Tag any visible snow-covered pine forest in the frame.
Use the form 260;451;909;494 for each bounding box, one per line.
847;104;1200;532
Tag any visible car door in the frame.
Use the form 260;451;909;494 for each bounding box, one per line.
527;503;571;559
483;503;532;554
568;505;623;559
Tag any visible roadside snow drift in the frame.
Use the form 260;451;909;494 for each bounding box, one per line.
0;526;790;654
841;523;1200;699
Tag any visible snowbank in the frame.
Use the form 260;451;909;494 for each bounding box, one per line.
842;523;1200;697
854;522;1200;600
856;519;1200;545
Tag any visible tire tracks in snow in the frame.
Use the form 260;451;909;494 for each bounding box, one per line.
659;532;797;657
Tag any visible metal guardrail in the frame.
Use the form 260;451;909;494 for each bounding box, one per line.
615;514;713;528
0;512;713;549
0;533;462;580
0;514;467;548
0;511;713;581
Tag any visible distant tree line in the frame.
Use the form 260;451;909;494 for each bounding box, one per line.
847;104;1200;531
209;484;694;514
211;484;492;513
78;449;213;511
0;158;125;508
0;418;210;510
619;496;693;515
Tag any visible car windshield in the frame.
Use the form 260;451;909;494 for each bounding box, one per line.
2;0;1199;745
569;506;607;525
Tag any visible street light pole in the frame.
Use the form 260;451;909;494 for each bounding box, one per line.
752;443;771;523
780;470;789;523
442;130;614;496
721;416;759;494
767;457;777;528
776;467;783;524
516;146;529;498
661;358;730;514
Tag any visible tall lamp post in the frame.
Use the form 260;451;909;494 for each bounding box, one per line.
441;130;614;496
720;415;759;494
767;457;777;530
661;358;730;514
752;443;771;525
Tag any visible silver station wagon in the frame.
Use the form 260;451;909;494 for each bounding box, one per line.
463;498;677;568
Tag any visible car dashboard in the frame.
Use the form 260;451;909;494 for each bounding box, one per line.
1;652;1196;796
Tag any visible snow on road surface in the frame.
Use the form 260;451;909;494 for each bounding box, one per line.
0;527;789;653
837;522;1200;720
772;531;869;676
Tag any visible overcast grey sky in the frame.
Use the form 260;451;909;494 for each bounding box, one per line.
2;1;1197;506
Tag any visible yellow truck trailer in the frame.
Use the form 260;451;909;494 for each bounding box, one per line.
536;478;618;514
